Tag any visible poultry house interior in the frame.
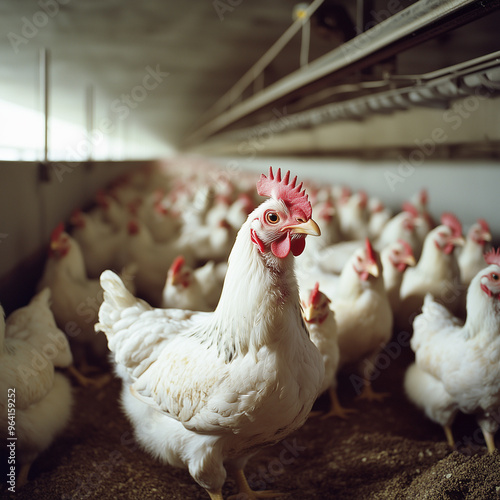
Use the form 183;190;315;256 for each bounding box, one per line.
1;1;500;499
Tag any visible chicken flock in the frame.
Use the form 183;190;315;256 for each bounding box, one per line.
0;158;498;499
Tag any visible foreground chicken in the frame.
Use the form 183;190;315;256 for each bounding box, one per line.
405;248;500;453
0;289;73;487
96;168;324;499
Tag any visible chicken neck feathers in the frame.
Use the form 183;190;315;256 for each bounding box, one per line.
97;210;320;437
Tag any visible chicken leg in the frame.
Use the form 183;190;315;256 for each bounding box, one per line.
313;387;356;419
230;469;283;499
443;425;455;449
356;356;390;402
356;380;390;402
208;492;223;500
67;364;112;389
16;463;31;489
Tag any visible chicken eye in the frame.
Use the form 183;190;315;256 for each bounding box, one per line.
265;211;280;224
492;273;499;281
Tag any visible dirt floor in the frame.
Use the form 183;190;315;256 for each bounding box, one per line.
2;339;500;500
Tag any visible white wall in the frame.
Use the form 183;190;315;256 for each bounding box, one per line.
0;161;143;281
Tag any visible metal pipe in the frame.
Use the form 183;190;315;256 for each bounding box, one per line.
39;48;49;163
195;0;325;123
300;18;311;68
86;84;94;163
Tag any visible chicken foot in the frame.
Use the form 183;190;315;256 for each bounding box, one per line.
228;469;284;499
67;365;112;389
322;387;357;419
356;380;390;402
356;356;390;402
309;387;356;419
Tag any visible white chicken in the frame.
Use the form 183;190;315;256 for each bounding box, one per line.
368;198;392;240
119;219;193;306
91;190;129;231
376;205;423;259
405;248;500;453
458;218;492;286
301;283;353;419
37;224;133;379
381;239;416;312
300;198;342;263
162;256;212;312
137;188;181;243
226;192;256;231
96;168;324;500
337;189;370;241
333;239;393;401
0;289;73;487
70;209;125;278
398;213;465;330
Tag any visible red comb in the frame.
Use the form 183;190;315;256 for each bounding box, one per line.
155;201;168;215
340;186;351;201
309;282;321;306
256;167;312;219
402;202;419;218
51;222;65;242
420;189;428;206
358;191;368;209
365;238;377;263
170;256;185;276
397;239;414;256
484;248;500;267
478;218;490;233
441;212;462;237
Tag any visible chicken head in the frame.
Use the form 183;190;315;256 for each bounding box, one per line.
250;167;321;259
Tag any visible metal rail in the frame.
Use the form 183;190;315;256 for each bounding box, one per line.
185;0;500;147
200;50;500;144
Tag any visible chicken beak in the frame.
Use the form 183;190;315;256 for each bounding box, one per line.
482;232;492;242
451;236;465;247
282;218;321;236
50;240;60;252
302;303;315;322
367;262;379;278
404;255;416;267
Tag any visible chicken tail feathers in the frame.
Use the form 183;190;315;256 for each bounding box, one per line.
95;270;144;339
100;270;136;309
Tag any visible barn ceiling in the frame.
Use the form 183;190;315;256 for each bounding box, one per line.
0;0;499;160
